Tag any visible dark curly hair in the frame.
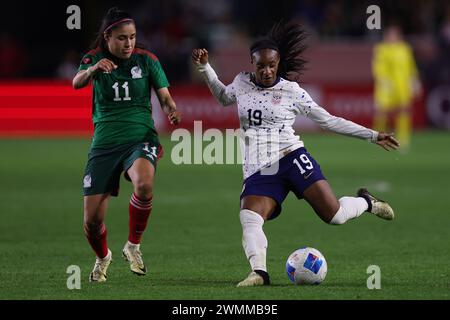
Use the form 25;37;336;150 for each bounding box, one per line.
250;21;308;81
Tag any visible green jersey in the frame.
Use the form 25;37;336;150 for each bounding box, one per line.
78;47;169;148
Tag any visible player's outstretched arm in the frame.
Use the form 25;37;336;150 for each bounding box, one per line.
192;48;236;106
156;87;181;125
72;58;117;89
302;99;399;151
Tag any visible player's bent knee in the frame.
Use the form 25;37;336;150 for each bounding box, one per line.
318;214;336;224
83;208;103;225
134;180;153;199
240;196;275;220
313;206;340;224
328;206;345;225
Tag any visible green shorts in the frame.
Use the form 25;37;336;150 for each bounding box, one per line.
82;141;163;197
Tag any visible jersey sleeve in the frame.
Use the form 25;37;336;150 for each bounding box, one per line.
293;86;320;116
294;86;378;142
147;55;170;89
196;63;237;106
78;53;98;72
225;74;239;100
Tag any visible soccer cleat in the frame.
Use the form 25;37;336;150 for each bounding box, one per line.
89;249;112;282
236;270;270;287
122;242;147;276
357;188;394;220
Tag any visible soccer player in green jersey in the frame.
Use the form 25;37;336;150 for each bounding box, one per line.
73;7;181;282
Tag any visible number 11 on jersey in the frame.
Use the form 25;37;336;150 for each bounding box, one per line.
112;81;131;101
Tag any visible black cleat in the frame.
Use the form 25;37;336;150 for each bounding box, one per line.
357;188;394;220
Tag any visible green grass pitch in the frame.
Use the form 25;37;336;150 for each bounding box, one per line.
0;131;448;299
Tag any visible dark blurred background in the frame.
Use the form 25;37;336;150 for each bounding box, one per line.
2;0;449;84
1;0;449;133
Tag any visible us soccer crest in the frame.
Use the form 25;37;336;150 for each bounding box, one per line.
131;66;142;79
272;92;282;104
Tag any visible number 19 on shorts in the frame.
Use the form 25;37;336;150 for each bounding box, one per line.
293;154;314;174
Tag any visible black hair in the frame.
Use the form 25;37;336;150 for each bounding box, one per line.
250;21;308;81
250;39;279;55
90;7;135;50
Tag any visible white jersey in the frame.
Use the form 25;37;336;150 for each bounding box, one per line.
197;63;378;179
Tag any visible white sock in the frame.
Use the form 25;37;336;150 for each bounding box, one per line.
330;196;369;225
239;209;268;272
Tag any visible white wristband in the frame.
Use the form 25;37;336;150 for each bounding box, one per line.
371;131;379;143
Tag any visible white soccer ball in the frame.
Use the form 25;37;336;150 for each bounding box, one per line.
286;247;327;285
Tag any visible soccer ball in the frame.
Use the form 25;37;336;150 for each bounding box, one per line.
286;247;327;285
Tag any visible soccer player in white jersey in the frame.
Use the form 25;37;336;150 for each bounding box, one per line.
192;22;400;287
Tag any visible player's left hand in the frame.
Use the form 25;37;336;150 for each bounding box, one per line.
376;132;400;151
168;110;181;125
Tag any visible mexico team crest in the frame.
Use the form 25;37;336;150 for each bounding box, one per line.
131;66;142;79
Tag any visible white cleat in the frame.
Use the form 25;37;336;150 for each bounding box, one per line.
358;188;394;220
236;270;270;287
122;242;147;276
89;249;112;282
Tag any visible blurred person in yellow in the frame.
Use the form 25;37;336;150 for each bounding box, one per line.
372;24;422;151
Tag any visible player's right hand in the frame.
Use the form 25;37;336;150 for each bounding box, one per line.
92;58;118;74
168;110;182;125
376;132;400;151
192;48;209;66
